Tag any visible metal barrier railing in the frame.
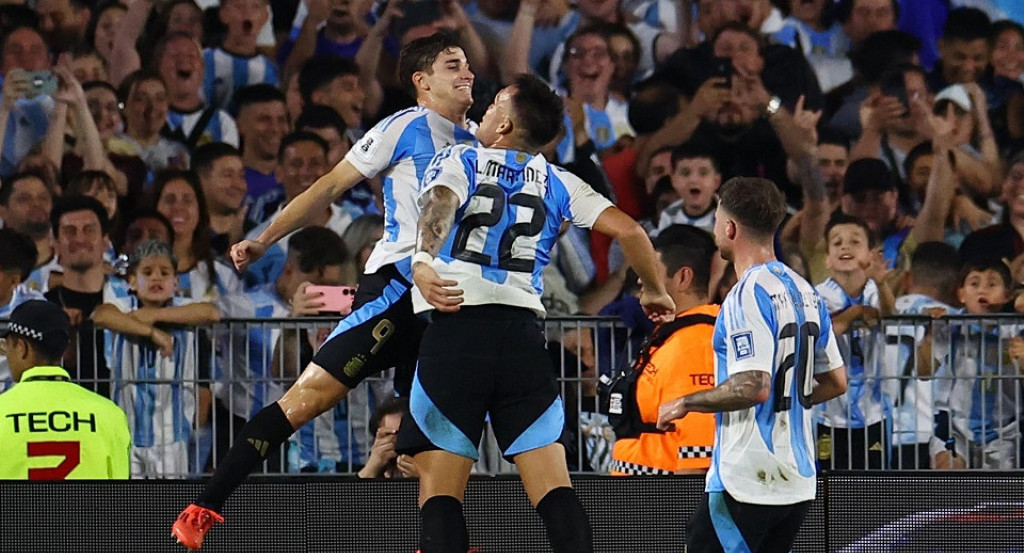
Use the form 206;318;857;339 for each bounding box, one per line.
7;313;1024;478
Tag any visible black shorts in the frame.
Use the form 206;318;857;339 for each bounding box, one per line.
395;305;564;462
312;264;425;392
816;420;890;470
687;491;811;553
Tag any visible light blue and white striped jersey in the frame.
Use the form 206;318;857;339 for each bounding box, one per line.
345;107;478;280
202;48;280;111
166;106;239;148
0;96;53;176
655;198;717;234
707;262;844;505
0;284;46;391
23;256;62;294
941;321;1022;444
413;145;614;316
102;294;199;448
105;259;244;303
815;277;889;428
214;284;288;419
885;294;955;446
772;18;849;57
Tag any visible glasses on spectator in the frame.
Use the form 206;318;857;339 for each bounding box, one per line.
568;46;609;60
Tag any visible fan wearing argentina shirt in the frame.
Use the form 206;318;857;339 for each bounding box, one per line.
398;73;675;553
658;177;847;553
171;32;479;550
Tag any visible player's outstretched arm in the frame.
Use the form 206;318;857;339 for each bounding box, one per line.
656;370;771;431
809;366;847;405
592;207;675;322
412;186;464;312
231;160;366;271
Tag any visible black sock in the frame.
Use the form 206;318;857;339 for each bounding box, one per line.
536;487;594;553
196;402;295;512
420;495;468;553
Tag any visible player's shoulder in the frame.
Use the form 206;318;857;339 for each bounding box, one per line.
369;106;431;134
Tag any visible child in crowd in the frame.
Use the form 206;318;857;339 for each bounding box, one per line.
94;240;220;478
885;242;961;469
815;213;895;470
934;258;1024;469
204;0;279;111
656;143;721;234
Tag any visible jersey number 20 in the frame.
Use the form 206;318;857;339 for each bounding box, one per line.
451;183;546;272
774;322;819;412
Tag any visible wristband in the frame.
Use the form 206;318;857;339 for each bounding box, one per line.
412;251;434;267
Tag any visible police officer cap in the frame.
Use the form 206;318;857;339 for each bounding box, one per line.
0;300;71;353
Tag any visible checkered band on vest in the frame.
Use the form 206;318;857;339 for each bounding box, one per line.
609;459;673;476
7;323;43;341
678;446;714;459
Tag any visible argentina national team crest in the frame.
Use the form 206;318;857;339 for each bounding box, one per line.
515;151;527;163
732;331;754;359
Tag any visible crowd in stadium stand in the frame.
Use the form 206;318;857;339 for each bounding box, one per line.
1;0;1024;477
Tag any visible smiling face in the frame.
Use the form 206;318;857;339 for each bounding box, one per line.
958;269;1009;314
1;176;53;240
55;209;106;273
992;28;1024;80
130;254;178;305
825;223;871;274
939;37;989;84
278;140;328;201
415;47;474;114
85;86;122;142
125;78;170;138
157;35;204;103
671;157;720;216
565;33;613;100
156;178;200;241
201;155;247;214
312;74;365;130
237;100;289;159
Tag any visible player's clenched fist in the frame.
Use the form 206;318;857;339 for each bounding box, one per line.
230;239;267;271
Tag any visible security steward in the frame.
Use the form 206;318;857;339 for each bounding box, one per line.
0;300;129;479
610;225;719;475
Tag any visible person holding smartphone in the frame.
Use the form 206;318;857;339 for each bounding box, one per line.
0;26;55;177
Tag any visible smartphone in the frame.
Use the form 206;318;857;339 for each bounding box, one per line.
25;71;57;98
710;57;733;88
306;285;357;315
880;72;910;114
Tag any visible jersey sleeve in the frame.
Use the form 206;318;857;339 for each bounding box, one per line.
551;167;614;229
814;295;845;374
344;113;415;179
724;281;778;376
418;145;473;206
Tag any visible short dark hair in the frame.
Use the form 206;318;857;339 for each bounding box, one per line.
903;141;934;178
0;26;47;61
834;0;899;24
82;80;118;99
66;170;116;199
150;31;199;72
671;142;720;173
653;224;716;297
849;30;921;84
277;131;329;163
509;73;564;148
0;171;50;206
299;55;360;104
910;241;961;299
191;142;241;176
113;207;174;255
0;227;37;281
958;257;1011;290
50;196;110;238
295;105;347;139
398;31;464;97
717;177;786;238
0;7;39;37
628;79;681;135
943;7;991;42
991;19;1024;47
711;22;762;54
117;70;165;104
233;83;286;117
369;396;410;434
818;127;850;151
286;226;348;273
825;212;876;248
15;330;67;365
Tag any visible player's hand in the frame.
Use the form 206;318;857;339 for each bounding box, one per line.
640;290;675;324
151;327;174;357
657;397;689;431
290;282;325;317
230;239;267;271
413;262;463;312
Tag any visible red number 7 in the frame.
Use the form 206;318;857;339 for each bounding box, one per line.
27;441;81;480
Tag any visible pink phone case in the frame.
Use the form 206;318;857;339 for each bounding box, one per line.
306;285;357;315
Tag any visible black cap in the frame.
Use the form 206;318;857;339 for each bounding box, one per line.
0;300;71;354
842;158;895;196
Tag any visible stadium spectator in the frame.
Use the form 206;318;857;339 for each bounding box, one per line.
928;8;992;91
772;0;851;92
357;397;418;479
0;26;54;176
779;130;850;252
232;84;288;221
298;56;368;137
65;171;120;266
0;300;130;479
35;0;90;54
656;144;721;233
340;214;384;276
155;33;240;149
93;240;219;478
0;228;44;391
991;20;1024;83
0;171;58;293
839;0;898;46
203;0;278;112
191;142;251;257
44;196;112;397
114;208;175;261
959;151;1024;272
86;1;124;72
610;224;718;476
118;71;191;176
